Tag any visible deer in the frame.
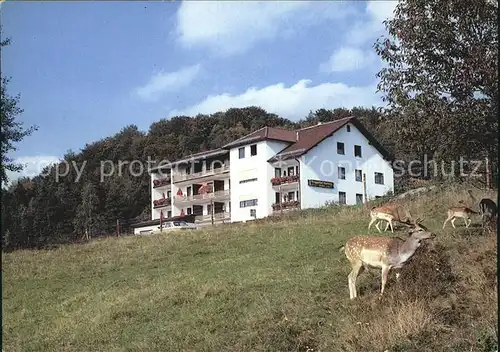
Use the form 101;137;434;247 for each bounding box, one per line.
368;203;415;233
467;189;497;226
339;219;435;300
442;206;478;229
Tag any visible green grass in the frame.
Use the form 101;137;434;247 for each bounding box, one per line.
2;184;498;351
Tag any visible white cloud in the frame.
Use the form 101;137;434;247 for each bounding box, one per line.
4;155;61;186
136;64;202;102
175;1;357;56
320;46;379;73
346;0;398;46
168;79;383;121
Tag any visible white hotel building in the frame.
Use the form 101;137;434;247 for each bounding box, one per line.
133;116;394;232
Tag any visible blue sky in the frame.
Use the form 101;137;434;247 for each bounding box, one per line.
1;0;396;181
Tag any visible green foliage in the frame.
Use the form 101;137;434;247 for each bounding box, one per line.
374;0;498;169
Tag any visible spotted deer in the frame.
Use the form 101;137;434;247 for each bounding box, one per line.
368;203;415;233
340;220;435;300
442;206;478;229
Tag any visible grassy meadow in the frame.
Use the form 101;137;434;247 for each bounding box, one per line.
2;184;498;351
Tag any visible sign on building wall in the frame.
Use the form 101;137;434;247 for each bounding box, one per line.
307;179;334;189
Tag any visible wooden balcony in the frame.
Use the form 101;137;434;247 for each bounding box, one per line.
271;200;301;213
173;165;230;183
270;174;300;186
175;189;230;203
153;177;171;188
153;198;172;209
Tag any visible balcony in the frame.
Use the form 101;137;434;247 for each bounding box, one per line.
271;174;300;186
175;189;230;203
195;211;231;222
173;165;230;183
153;177;171;188
272;200;300;213
153;197;172;209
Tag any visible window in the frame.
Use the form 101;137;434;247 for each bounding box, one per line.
375;172;384;185
339;191;346;205
354;145;362;157
295;166;299;175
275;192;280;204
275;168;281;178
240;178;257;184
167;210;172;218
337;142;345;155
347;125;351;132
240;199;258;208
250;209;256;218
287;166;294;176
250;144;257;156
187;186;192;196
338;166;346;180
356;194;363;205
239;147;245;159
288;191;295;201
187;208;192;215
167;190;171;198
207;204;212;214
355;169;362;182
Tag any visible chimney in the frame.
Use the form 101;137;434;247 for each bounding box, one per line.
296;131;299;140
317;121;322;125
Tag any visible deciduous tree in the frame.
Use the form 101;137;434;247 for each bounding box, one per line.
374;0;498;174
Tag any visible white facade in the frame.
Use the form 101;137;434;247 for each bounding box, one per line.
299;123;394;208
229;140;291;223
144;118;394;228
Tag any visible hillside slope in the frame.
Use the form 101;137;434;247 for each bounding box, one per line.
2;184;497;351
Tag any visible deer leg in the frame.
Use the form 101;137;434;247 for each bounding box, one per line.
388;219;394;233
348;262;363;300
374;220;382;233
465;217;471;228
383;221;390;232
443;215;452;229
451;217;457;228
380;266;390;298
368;217;377;231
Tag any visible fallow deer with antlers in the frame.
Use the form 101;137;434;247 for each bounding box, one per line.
340;219;435;300
368;203;415;233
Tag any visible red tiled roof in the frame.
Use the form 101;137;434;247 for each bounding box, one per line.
221;126;296;149
268;116;392;162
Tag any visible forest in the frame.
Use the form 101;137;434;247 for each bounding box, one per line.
1;0;497;250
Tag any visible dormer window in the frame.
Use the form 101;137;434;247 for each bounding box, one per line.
347;125;351;132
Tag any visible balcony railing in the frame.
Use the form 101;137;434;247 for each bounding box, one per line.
153;177;171;188
272;200;300;212
153;198;172;208
271;174;300;186
176;189;230;202
195;212;231;222
173;165;230;182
